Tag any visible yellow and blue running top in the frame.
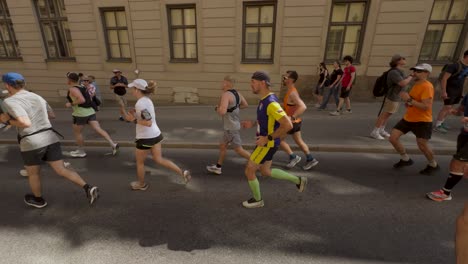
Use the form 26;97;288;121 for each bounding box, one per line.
256;93;286;148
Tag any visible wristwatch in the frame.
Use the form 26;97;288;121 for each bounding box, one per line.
133;119;138;124
406;97;413;105
267;134;273;141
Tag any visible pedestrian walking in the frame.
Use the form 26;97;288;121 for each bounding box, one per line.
319;60;342;110
240;71;307;209
65;72;119;158
389;63;440;175
124;79;191;190
0;72;99;208
370;54;414;140
314;62;329;108
330;55;356;115
427;94;468;202
280;70;319;170
434;50;468;133
110;69;129;121
206;75;250;175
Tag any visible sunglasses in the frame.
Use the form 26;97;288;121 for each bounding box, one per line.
83;80;90;82
282;76;289;80
413;69;426;73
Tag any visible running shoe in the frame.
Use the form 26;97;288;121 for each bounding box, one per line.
20;169;28;177
434;125;448;134
426;190;452;202
441;123;451;130
419;164;440;175
379;129;390;138
119;116;125;121
183;170;192;184
69;149;87;158
24;194;47;208
206;164;222;175
344;109;352;114
314;103;321;108
329;111;340;116
286;155;302;168
86;186;99;205
242;198;264;209
303;159;319;170
393;159;414;168
130;181;149;191
112;143;120;156
296;176;308;192
370;130;385;140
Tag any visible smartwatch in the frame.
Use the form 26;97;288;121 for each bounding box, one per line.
406;97;413;106
267;134;273;141
133;119;138;124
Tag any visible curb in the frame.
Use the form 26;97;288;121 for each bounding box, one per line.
0;139;455;155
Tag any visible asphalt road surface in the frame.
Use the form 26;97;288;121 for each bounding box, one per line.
0;146;465;264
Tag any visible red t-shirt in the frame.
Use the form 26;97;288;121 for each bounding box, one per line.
341;65;356;88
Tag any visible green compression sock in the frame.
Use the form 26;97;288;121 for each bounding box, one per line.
271;168;300;185
248;178;262;201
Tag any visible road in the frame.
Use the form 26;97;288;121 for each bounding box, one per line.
0;146;465;264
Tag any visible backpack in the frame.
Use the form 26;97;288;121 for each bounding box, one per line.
226;89;240;112
67;85;96;110
438;61;463;82
373;68;394;97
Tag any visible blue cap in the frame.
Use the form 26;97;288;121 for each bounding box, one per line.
2;72;24;85
251;71;272;87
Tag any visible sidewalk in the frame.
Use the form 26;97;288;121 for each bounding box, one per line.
0;101;459;155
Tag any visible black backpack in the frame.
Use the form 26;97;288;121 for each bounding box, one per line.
67;85;95;109
226;89;240;112
373;69;394;97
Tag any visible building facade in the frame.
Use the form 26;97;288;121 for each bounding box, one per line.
0;0;467;104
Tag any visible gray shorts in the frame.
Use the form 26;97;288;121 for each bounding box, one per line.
73;114;97;126
21;142;63;166
222;130;242;148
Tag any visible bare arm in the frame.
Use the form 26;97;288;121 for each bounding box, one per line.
69;87;85;105
330;74;342;87
239;93;248;109
216;92;231;116
46;104;56;119
347;72;356;89
0;113;31;128
320;70;328;86
288;92;307;117
398;75;414;88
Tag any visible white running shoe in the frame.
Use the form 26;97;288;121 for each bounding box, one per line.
286;155;302;168
370;130;385;140
242;198;264;209
206;164;222;175
20;169;28;177
69;149;87;158
379;129;390;138
329;111;340;116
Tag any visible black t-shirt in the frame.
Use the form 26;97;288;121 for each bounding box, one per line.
110;76;128;95
445;62;468;92
330;69;343;84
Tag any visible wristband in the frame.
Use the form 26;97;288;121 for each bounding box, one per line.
133;119;138;124
267;134;273;141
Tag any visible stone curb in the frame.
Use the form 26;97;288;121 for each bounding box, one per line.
0;139;455;155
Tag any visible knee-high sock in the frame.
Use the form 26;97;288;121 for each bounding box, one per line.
271;168;300;185
248;178;261;201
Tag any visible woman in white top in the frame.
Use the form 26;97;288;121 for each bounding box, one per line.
125;79;191;190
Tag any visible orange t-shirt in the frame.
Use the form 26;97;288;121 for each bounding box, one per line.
403;80;434;122
283;87;302;123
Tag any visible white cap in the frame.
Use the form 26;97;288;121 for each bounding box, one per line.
128;79;148;91
410;63;432;73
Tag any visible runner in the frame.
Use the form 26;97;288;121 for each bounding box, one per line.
124;79;191;190
280;70;318;170
206;75;250;175
65;72;119;158
241;71;307;209
0;72;99;208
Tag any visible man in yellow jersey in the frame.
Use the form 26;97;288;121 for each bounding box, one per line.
241;71;307;209
281;70;319;170
389;63;439;175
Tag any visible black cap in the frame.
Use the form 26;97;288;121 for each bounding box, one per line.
251;71;272;86
66;72;79;82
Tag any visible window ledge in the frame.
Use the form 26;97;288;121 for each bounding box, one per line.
241;60;274;64
106;58;132;63
169;59;198;63
45;57;76;62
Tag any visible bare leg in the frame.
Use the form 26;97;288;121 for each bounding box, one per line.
72;124;85;148
217;142;228;165
280;140;294;156
25;165;42;197
389;129;406;154
48;160;86;187
88;120;116;146
436;105;452;124
416;138;435;163
135;148;149;184
292;132;310;155
150;143;184;177
345;97;351;110
233;145;250;160
375;112;392;129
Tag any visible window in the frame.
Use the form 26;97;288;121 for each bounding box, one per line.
325;0;369;62
0;0;20;58
33;0;74;59
419;0;468;62
101;8;131;61
242;1;276;63
167;4;198;62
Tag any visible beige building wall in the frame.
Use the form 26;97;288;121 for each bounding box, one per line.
1;0;467;105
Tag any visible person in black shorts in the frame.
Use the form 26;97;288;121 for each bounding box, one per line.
427;93;468;202
434;50;468;133
0;72;99;208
